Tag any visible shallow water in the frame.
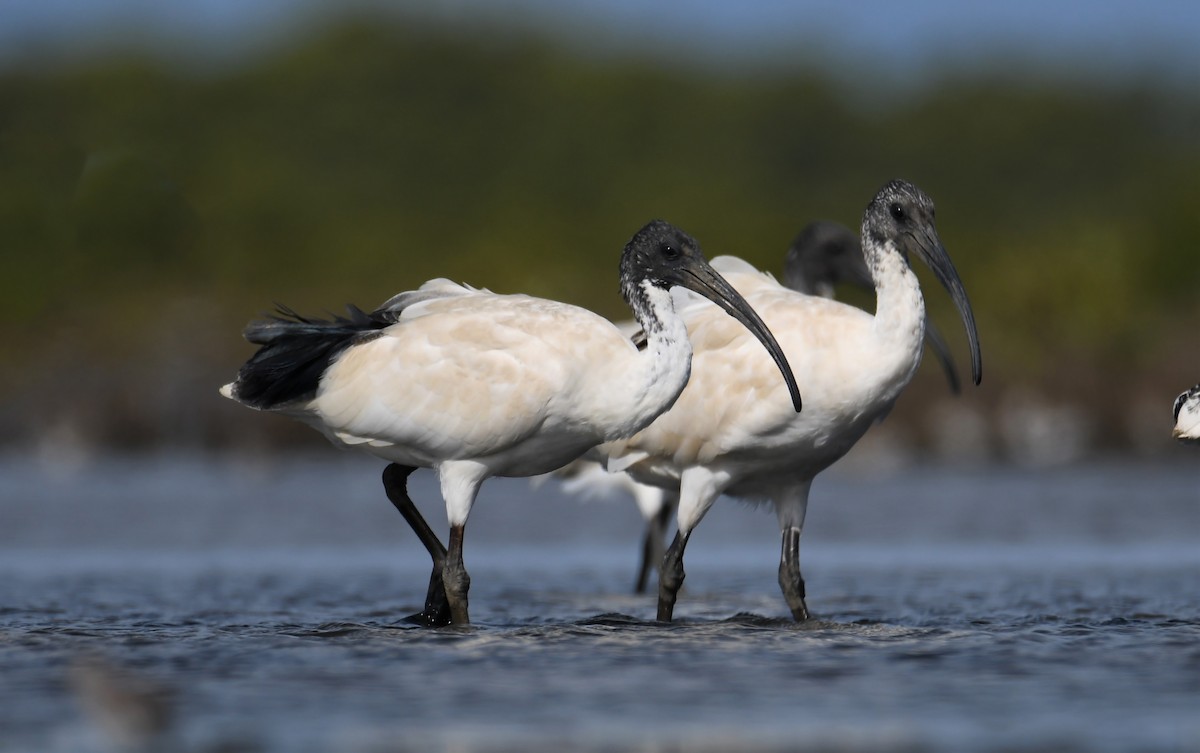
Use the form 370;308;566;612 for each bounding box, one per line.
1;454;1197;752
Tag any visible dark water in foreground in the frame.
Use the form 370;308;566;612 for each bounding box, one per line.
1;455;1197;752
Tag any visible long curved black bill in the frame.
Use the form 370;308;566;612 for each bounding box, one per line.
909;228;982;386
678;261;803;412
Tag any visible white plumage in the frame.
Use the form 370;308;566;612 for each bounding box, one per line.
591;180;983;621
555;217;964;594
221;220;800;626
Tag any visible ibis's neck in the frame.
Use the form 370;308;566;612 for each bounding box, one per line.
608;280;693;439
867;239;926;391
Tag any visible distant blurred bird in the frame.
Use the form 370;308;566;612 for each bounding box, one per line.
594;180;982;622
69;654;174;751
1172;384;1200;443
557;217;963;594
220;220;800;626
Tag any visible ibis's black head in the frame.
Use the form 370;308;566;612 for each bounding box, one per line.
863;180;983;387
783;220;871;297
620;219;803;412
619;220;706;293
863;180;940;255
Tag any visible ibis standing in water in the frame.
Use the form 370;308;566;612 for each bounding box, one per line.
1173;385;1200;443
560;217;963;594
595;180;983;621
220;220;802;626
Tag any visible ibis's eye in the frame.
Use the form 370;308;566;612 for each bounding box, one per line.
659;243;680;260
889;203;906;222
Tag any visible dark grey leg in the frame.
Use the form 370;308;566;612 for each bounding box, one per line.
381;463;452;627
635;504;672;594
778;526;810;621
443;523;470;625
657;530;690;622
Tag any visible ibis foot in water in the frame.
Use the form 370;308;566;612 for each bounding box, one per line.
442;525;471;625
778;527;810;621
657;530;690;622
382;464;453;627
403;568;451;627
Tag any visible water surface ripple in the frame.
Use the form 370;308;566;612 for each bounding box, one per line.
1;455;1197;752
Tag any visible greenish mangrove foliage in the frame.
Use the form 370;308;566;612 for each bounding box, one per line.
2;19;1197;456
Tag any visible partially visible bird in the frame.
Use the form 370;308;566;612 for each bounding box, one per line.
1173;384;1200;443
221;220;801;626
69;654;174;751
593;180;982;622
557;217;963;594
783;219;869;298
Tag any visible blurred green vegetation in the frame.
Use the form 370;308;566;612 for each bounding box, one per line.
1;17;1198;455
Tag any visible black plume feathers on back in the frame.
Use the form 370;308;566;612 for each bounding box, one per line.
230;304;396;410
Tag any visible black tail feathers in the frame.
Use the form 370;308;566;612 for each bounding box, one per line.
228;304;394;410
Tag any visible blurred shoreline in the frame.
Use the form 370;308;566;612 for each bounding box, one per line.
10;373;1194;470
2;16;1198;470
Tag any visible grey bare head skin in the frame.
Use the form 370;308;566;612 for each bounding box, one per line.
862;180;982;387
620;220;803;412
786;219;962;394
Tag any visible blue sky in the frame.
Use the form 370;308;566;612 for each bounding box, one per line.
1;0;1197;81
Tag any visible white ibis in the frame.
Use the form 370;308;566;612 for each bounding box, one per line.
220;220;801;626
559;217;964;594
595;180;983;621
1173;385;1200;443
